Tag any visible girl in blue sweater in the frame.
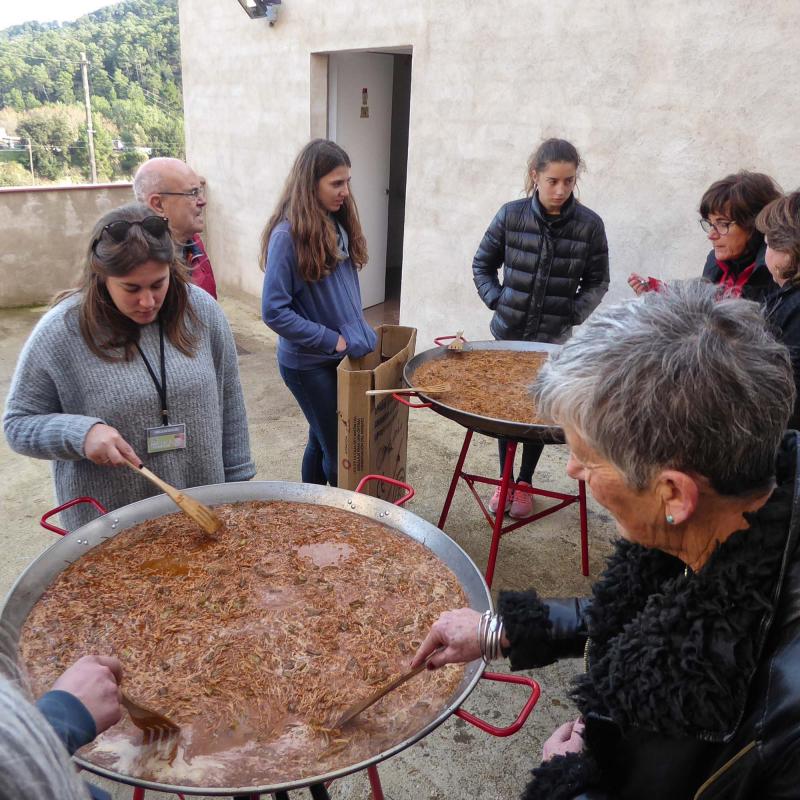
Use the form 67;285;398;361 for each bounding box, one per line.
261;139;376;486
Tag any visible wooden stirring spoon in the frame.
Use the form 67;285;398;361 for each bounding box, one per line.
121;691;180;745
126;461;223;535
365;384;449;397
335;648;444;728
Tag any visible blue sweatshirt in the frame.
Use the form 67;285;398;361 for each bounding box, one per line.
262;219;377;369
37;690;111;800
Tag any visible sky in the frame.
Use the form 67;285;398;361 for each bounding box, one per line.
0;1;122;31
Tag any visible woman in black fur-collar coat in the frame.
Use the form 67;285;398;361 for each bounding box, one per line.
413;281;800;800
759;191;800;429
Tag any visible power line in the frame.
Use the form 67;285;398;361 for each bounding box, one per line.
138;86;178;109
15;140;183;150
3;54;84;65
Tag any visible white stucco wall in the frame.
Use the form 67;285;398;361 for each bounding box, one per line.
179;0;800;346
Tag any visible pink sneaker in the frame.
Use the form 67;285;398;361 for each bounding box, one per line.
509;482;535;519
489;486;512;514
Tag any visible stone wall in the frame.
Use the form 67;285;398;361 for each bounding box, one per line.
0;183;133;307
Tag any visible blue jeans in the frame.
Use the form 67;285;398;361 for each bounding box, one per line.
279;362;339;486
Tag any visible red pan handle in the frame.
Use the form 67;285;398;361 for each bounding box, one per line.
354;475;415;506
40;497;108;536
391;392;432;409
455;671;540;736
433;334;469;347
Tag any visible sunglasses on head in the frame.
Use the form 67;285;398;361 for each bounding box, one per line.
91;216;170;251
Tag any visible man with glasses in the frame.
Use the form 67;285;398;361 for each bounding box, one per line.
133;157;218;298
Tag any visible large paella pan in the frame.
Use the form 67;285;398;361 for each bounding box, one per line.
403;340;563;443
2;481;496;796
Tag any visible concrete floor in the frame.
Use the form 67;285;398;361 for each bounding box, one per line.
0;296;617;800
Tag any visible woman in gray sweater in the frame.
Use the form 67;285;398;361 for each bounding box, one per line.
4;203;255;531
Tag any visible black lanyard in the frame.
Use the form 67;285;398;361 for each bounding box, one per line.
135;321;169;425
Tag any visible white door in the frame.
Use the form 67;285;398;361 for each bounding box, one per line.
328;52;393;309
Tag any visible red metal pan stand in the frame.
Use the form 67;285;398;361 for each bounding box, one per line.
395;335;589;588
438;430;588;587
336;667;540;800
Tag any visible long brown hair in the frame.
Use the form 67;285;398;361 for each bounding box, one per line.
53;202;199;362
260;139;368;281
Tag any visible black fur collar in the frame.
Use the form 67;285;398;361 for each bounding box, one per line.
571;464;795;741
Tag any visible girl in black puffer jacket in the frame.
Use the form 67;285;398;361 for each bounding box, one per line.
472;138;609;518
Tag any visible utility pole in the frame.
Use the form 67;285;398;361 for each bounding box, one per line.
80;51;97;183
26;137;35;184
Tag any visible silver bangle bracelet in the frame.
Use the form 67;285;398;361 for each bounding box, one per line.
477;610;505;662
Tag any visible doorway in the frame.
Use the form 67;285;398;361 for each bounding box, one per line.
327;50;412;324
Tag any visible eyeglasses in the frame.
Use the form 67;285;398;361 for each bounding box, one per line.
158;187;205;200
699;219;737;235
91;216;170;251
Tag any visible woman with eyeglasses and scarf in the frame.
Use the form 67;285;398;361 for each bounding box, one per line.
3;202;255;532
628;171;782;300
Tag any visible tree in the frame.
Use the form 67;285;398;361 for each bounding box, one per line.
4;88;24;112
0;0;185;183
73;115;116;181
53;69;77;104
117;144;148;178
0;161;32;187
17;110;73;181
149;115;183;159
0;106;20;133
26;64;51;104
91;95;112;117
88;67;115;102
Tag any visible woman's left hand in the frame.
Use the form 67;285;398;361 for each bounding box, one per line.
542;717;585;761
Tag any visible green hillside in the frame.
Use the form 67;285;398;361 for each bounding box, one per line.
0;0;183;185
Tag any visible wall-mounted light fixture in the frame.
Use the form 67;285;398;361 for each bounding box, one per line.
237;0;281;24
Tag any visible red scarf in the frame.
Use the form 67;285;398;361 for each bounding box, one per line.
715;258;757;298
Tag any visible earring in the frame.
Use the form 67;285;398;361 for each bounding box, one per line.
666;513;675;525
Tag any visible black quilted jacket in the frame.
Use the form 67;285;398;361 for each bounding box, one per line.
472;194;609;343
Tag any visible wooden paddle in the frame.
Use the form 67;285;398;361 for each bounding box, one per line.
126;461;223;535
447;330;465;350
334;647;444;728
365;384;449;397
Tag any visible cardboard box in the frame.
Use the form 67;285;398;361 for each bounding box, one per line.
337;325;417;502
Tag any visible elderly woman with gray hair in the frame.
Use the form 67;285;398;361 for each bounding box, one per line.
413;281;800;799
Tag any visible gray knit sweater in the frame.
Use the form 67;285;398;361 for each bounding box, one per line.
4;285;255;531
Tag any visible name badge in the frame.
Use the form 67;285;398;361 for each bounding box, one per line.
146;423;187;454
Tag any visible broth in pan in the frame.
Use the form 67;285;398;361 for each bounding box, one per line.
19;501;468;787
